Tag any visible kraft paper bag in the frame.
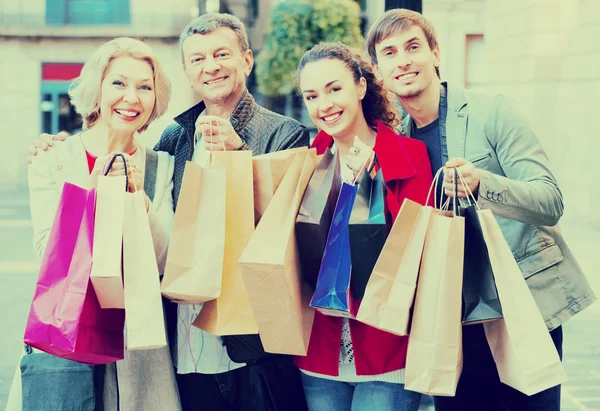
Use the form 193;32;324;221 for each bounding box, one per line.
239;149;319;355
162;161;226;304
253;147;309;225
405;168;465;397
122;190;167;350
193;150;259;336
357;199;431;336
91;154;127;309
479;209;566;395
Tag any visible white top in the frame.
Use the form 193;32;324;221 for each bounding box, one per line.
175;113;246;375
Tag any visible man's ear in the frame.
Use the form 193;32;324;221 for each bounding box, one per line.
432;46;441;71
372;62;382;82
244;49;254;77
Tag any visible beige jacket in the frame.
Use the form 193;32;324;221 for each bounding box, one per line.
7;134;180;411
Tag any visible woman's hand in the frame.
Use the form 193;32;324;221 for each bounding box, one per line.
346;136;375;181
93;154;143;193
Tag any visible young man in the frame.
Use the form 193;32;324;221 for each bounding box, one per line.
366;9;596;411
29;13;309;411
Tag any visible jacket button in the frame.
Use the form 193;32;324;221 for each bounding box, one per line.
486;191;494;200
56;164;62;170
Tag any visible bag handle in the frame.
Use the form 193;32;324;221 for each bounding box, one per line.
438;168;460;217
425;167;446;209
196;118;226;167
453;167;481;210
102;153;129;192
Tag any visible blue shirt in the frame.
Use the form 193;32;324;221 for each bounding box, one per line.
414;118;442;172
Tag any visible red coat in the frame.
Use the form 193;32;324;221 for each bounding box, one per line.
294;123;433;376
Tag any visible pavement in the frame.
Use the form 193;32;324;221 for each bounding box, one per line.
0;188;598;410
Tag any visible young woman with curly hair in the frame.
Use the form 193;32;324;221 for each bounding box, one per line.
293;42;433;411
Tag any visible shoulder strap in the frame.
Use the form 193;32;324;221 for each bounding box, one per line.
144;149;159;202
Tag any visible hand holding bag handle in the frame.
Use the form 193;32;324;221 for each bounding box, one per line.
102;153;129;191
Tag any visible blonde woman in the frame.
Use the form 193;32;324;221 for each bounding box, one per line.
8;38;180;411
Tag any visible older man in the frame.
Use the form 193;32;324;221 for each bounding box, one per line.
29;13;309;411
159;13;308;411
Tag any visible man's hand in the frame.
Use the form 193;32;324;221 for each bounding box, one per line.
346;136;375;181
27;131;69;163
196;116;244;151
443;157;481;198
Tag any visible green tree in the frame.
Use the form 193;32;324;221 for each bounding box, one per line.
256;0;363;97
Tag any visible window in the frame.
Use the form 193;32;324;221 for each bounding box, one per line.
41;63;83;135
46;0;130;25
465;34;486;89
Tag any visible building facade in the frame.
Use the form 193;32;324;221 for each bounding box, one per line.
0;0;266;190
1;0;598;227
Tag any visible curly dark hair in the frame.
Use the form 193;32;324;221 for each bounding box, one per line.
295;42;398;132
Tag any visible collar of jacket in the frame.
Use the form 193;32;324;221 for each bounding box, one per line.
172;88;259;143
311;122;417;182
399;81;467;137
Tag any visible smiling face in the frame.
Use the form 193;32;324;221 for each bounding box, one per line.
98;55;156;135
182;27;253;107
373;25;440;100
300;58;367;139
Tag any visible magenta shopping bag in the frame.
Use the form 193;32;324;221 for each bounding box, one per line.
24;182;125;365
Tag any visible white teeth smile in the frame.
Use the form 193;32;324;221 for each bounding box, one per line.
398;72;417;80
323;113;342;123
206;77;226;85
115;110;139;118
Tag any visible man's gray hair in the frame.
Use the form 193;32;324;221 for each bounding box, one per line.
179;13;250;65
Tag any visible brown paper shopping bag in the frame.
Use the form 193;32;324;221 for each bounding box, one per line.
405;169;464;397
193;150;259;336
91;155;127;309
253;147;308;225
479;209;566;395
161;161;226;303
239;149;319;355
122;190;167;350
356;199;431;336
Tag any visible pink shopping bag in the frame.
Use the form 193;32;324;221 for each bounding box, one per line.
24;182;125;364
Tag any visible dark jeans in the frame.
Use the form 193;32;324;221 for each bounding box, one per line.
176;366;253;411
434;324;563;411
176;357;308;411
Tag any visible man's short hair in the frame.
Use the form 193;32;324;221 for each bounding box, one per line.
366;9;440;77
179;13;250;65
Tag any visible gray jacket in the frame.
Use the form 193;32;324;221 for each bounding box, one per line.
400;84;596;330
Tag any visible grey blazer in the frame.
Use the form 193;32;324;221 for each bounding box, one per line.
400;85;596;330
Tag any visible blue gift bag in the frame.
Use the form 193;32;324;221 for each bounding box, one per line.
310;166;387;317
309;181;358;317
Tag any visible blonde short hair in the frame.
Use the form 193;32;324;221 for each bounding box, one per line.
69;37;171;133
